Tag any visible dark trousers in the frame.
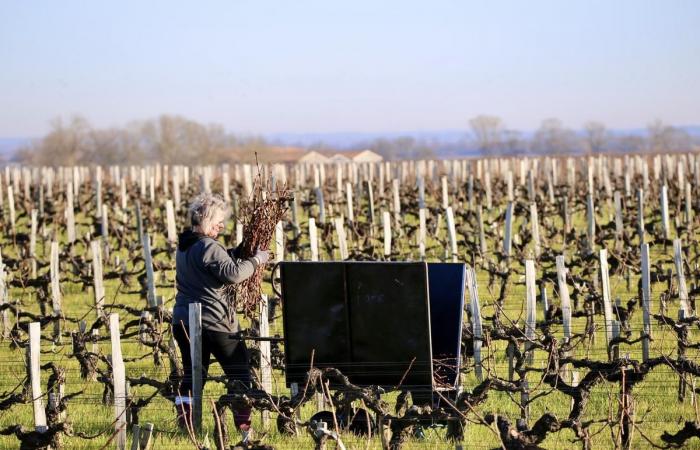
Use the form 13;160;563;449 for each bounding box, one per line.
172;320;252;427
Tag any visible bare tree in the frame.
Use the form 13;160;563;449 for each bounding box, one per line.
502;129;523;154
469;115;504;153
532;118;578;154
583;121;609;153
648;119;692;153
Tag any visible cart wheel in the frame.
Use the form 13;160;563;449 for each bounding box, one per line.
276;412;298;435
271;261;283;298
309;410;347;428
348;408;374;436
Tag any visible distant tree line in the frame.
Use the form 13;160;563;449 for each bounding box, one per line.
13;115;273;166
10;114;698;165
468;115;698;156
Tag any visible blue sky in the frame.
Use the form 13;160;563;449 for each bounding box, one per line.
0;0;698;136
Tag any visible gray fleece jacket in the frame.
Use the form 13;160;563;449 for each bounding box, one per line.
172;230;258;332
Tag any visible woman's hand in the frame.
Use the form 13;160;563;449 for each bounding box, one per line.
252;249;270;266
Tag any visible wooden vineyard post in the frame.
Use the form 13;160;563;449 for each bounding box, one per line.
189;303;203;433
66;183;76;245
236;223;244;246
503;202;514;259
382;211;392;258
640;243;652;361
484;171;492;209
109;314;127;450
30;209;37;278
135;202;144;244
441;176;449;210
417;177;425;209
637;189;645;244
466;267;483;381
685;182;693;227
345;182;354;223
477;205;487;255
0;251;9;339
524;260;537;364
50;241;62;342
101;204;109;243
142;234;157;308
679;309;688;402
613;191;623;250
259;295;272;430
96;167;103;219
674;239;691;317
29;322;48;433
91;240;105;319
599;249;615;358
314;187;326;224
556;256;572;340
661;184;670;240
467;174;475;210
586;194;595;255
446;207;458;262
392;178;401;229
275;221;284;262
7;186;15;234
333;218;348;260
365;180;375;227
309;218;319;261
165;200;177;245
530;203;540;258
418;208;427;259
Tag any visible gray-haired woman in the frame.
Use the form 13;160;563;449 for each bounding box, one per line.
172;193;268;440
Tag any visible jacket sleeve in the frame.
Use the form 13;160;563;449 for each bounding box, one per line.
203;241;258;284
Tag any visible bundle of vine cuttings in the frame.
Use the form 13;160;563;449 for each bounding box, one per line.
225;179;292;318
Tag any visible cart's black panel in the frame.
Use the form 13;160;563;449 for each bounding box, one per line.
280;262;434;389
427;263;465;389
280;262;350;384
345;262;433;388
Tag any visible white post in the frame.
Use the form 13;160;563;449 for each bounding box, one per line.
91;240;105;318
661;184;670;239
525;260;537;363
674;239;691;316
556;256;572;340
599;249;615;350
165;200;177;244
382;211;392;257
189;304;203;432
110;314;127;450
466;267;483;381
345;182;354;223
503;202;514;258
446;207;458;262
142;234;157;308
641;243;652;361
259;295;272;430
29;322;48;433
275;221;284;262
418;208;427;259
530;203;540;258
309;218;319;261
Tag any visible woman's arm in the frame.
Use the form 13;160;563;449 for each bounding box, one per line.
203;242;259;284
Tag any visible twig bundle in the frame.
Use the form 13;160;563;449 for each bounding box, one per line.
227;178;291;318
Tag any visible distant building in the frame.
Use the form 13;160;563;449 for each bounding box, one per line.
342;149;384;162
296;150;330;163
262;147;384;163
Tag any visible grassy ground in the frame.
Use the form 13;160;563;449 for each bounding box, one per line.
1;185;699;449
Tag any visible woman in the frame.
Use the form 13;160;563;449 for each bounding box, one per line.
172;193;269;440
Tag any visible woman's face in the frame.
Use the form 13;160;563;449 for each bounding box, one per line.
205;211;226;238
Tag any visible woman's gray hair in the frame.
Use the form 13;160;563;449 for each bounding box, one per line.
187;193;230;231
